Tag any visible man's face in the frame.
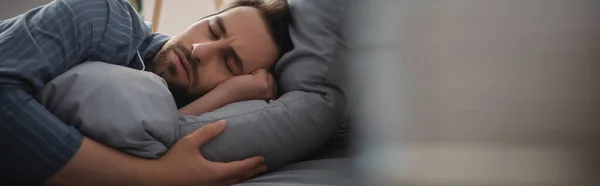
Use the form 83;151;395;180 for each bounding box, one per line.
152;7;278;96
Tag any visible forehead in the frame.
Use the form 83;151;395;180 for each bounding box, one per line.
215;7;278;73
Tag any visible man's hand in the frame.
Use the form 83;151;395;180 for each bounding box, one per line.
178;69;277;116
47;120;266;186
218;69;278;101
179;68;277;116
147;120;268;186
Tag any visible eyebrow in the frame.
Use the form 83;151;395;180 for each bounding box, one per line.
215;16;244;72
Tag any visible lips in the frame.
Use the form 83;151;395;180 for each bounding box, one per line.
170;49;190;87
176;51;192;78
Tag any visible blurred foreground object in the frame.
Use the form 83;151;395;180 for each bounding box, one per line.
348;0;600;185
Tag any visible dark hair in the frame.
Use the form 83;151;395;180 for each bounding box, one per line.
206;0;293;58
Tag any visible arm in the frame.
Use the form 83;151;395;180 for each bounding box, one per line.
179;69;277;116
47;136;154;185
0;0;154;182
0;86;150;185
0;86;83;183
0;87;265;186
48;121;267;186
179;85;239;116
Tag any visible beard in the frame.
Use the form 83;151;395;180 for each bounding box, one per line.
149;43;178;80
150;41;202;108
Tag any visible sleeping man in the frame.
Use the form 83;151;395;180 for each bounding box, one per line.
37;0;291;159
0;0;296;185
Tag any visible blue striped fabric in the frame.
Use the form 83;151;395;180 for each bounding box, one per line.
0;0;170;183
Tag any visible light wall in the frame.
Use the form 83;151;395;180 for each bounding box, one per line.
2;0;225;36
0;0;52;20
141;0;218;36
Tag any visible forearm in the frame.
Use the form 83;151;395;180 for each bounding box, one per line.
0;87;159;185
47;137;160;186
179;87;238;116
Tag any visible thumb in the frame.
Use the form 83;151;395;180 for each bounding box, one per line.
186;120;227;148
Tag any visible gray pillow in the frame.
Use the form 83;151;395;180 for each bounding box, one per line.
38;62;179;158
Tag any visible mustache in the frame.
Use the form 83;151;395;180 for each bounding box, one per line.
173;42;200;68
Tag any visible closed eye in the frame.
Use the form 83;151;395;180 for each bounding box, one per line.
223;56;233;73
208;24;217;40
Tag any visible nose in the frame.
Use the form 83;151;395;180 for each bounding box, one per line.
191;40;228;65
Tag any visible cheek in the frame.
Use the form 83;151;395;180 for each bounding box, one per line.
194;65;232;91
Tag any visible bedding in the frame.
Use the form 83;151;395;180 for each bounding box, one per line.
38;0;350;171
235;158;356;186
38;62;178;158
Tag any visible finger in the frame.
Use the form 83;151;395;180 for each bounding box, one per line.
215;156;265;179
244;164;268;180
252;68;267;75
224;164;268;185
184;120;227;148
